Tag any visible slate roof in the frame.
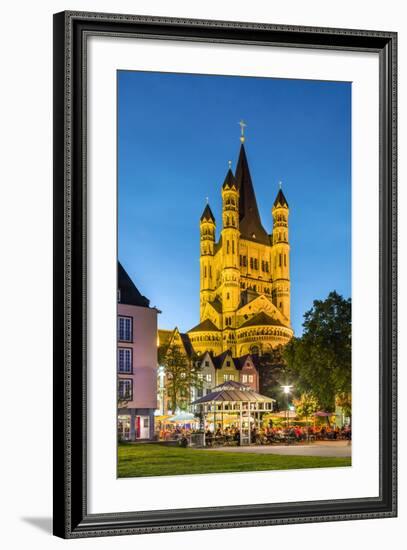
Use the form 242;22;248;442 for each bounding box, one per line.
180;333;194;358
118;262;150;307
192;380;275;404
222;168;237;189
208;298;223;313
200;203;215;222
212;350;233;369
235;144;270;245
188;318;221;333
233;354;252;370
239;311;284;329
273;188;289;208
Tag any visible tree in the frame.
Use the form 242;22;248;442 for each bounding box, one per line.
284;291;351;413
293;392;319;424
257;346;286;405
336;392;352;421
160;344;202;412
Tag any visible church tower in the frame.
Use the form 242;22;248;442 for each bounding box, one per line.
220;167;240;332
271;186;291;322
199;203;216;319
188;123;293;358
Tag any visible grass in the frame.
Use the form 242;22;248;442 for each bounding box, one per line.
118;443;351;478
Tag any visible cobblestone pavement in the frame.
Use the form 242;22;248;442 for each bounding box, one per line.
196;440;352;458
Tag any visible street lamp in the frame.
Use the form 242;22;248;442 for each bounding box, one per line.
281;385;293;430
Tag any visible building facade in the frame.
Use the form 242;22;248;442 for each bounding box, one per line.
117;262;158;441
187;137;293;356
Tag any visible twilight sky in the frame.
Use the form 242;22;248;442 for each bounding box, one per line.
118;70;351;336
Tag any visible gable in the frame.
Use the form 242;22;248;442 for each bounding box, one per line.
237;294;288;324
201;301;222;328
162;327;190;357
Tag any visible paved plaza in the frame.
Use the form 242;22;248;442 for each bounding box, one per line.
197;441;351;458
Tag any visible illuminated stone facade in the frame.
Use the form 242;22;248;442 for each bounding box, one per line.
187;140;293;356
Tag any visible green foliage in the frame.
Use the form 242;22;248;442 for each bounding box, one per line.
257;345;286;404
336;392;352;418
293;392;319;421
284;291;351;413
160;344;202;411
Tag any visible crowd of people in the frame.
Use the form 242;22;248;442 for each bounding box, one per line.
157;422;352;446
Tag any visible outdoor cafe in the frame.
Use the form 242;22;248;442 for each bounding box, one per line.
191;380;275;446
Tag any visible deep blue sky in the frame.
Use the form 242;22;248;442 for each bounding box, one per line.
118;70;351;336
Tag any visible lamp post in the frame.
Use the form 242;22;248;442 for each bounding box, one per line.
281;385;293;430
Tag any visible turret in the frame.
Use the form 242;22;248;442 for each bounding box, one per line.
271;185;291;321
199;203;216;319
221;168;240;332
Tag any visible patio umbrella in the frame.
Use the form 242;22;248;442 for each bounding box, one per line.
313;411;332;417
168;412;197;423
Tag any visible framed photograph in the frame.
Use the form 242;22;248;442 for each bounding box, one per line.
53;11;397;538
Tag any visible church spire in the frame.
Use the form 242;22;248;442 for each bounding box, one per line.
200;203;215;222
273;185;289;209
234;143;269;245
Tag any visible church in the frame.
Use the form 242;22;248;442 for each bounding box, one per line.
187;128;293;357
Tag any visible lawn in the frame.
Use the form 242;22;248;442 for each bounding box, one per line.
118;443;351;478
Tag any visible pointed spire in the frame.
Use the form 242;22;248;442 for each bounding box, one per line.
273;184;289;208
234;144;269;244
222;167;237;189
200;203;215;222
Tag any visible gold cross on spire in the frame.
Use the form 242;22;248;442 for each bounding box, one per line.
206;196;209;204
228;160;232;170
279;180;283;190
238;120;247;143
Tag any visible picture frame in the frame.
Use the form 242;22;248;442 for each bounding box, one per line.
53;10;397;538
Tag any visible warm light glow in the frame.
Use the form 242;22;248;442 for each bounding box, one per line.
281;385;293;394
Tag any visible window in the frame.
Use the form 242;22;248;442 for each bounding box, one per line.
250;257;254;269
197;388;203;398
248;375;254;383
204;360;209;367
284;254;287;267
206;388;212;395
118;348;132;373
226;360;231;366
232;240;235;254
227;240;230;253
118;316;132;341
118;379;132;400
242;374;248;383
206;374;212;382
224;373;235;381
279;253;282;267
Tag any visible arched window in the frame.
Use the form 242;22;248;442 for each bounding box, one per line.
250;345;260;355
